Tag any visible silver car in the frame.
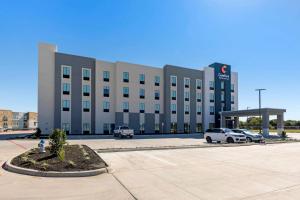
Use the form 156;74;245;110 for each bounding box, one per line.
232;129;264;143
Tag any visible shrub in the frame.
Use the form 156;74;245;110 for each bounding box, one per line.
49;129;67;161
281;131;287;140
35;128;42;138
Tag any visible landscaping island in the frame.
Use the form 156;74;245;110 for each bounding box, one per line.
4;129;109;177
11;144;107;172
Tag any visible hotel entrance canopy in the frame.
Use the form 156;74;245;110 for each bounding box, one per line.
220;108;286;136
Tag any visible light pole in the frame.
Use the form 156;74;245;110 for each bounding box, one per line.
246;106;250;129
255;89;266;134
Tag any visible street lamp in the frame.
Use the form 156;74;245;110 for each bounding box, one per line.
255;89;266;134
246;107;250;129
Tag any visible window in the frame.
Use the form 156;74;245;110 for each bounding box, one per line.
139;103;145;113
62;66;70;78
197;105;202;115
231;95;234;104
103;123;110;134
103;101;110;112
171;90;176;100
83;101;90;112
139;88;145;99
83;85;90;96
103;86;110;97
210;106;215;115
171;76;177;86
184;123;190;133
155;104;160;114
62;100;70;111
196;92;201;102
210;93;214;103
184;78;190;88
139;74;145;84
62;83;70;95
103;71;110;82
83;69;90;81
185;105;190;115
123;72;129;82
155;123;160;133
231;84;234;92
221;93;225;102
196;123;202;133
221;81;225;90
184;91;190;101
170;123;177;133
62;123;70;134
123;102;129;112
83;123;90;134
209;81;214;90
196;79;202;89
154;90;160;100
171;104;176;114
155;76;160;86
123;87;129;97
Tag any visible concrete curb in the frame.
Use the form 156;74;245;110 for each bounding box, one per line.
96;140;300;153
3;158;111;177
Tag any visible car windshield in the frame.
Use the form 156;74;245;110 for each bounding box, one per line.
244;130;256;134
224;128;233;133
121;126;129;130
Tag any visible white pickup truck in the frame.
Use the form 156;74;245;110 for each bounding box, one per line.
113;126;134;138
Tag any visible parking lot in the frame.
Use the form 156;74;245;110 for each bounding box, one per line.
1;135;300;199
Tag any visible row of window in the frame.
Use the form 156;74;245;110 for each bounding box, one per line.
62;100;161;114
170;104;203;115
62;122;203;134
170;123;203;133
62;67;234;93
170;76;202;89
63;66;161;86
62;84;233;104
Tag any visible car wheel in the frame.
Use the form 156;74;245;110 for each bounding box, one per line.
206;136;212;143
227;137;234;143
246;137;252;143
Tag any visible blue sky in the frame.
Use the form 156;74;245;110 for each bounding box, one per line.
0;0;299;120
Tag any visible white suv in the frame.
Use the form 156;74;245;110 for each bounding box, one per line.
204;128;246;143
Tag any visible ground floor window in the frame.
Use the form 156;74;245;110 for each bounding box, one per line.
170;123;177;133
83;123;90;134
155;123;160;133
103;123;110;134
184;123;190;133
196;123;202;133
62;123;70;134
140;123;145;134
209;123;215;129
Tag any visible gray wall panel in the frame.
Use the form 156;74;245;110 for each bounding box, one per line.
163;65;204;133
129;113;140;134
55;53;96;134
145;113;155;133
115;112;123;127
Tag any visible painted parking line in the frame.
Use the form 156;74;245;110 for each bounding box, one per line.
7;140;27;150
135;151;177;166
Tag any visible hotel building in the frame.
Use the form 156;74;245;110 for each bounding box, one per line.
38;43;238;135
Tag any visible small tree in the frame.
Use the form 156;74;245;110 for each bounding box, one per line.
35;128;41;139
281;131;287;140
49;129;66;161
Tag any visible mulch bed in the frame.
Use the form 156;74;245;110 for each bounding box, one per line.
11;144;107;172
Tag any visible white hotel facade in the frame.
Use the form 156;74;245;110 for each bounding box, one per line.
38;43;238;135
